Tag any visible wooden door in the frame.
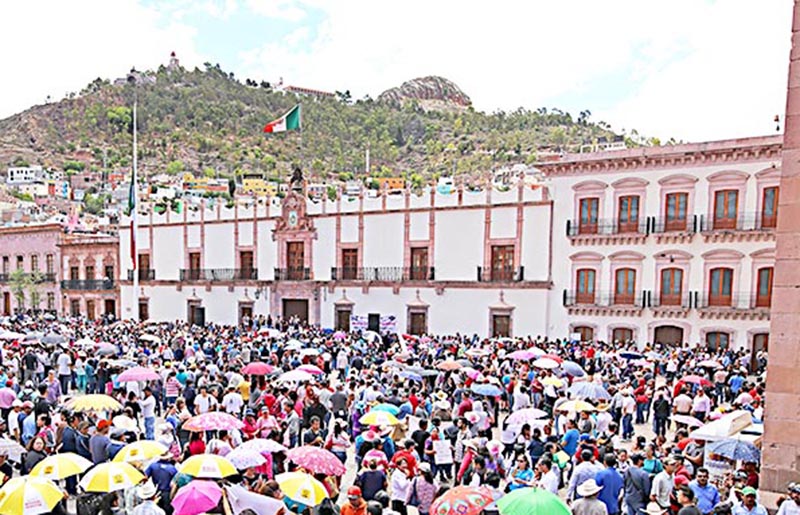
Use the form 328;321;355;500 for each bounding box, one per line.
713;190;738;229
336;309;351;331
579;198;599;234
709;267;733;306
368;313;380;332
239;304;253;324
660;268;683;306
341;249;358;280
491;245;515;281
617;195;640;233
756;267;773;307
282;299;309;322
614;268;636;305
139;254;151;271
138;300;149;321
70;266;79;281
665;192;688;231
410;247;429;280
104;299;115;316
574;326;594;342
492;314;511;337
2;293;9;316
286;242;305;280
240;251;254;278
576;269;596;304
409;312;427;335
86;300;96;321
612;328;633;344
761;186;779;229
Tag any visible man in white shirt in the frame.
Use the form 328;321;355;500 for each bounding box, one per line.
673;390;693;415
221;385;244;416
139;387;157;440
7;400;22;441
56;351;72;395
537;458;560;494
194;386;216;414
621;389;636;440
692;390;711;421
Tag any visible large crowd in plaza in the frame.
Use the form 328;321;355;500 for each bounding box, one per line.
0;312;788;515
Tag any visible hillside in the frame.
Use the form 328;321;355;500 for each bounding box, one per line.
0;63;622;185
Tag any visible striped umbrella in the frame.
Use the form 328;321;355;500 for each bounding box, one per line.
0;477;63;515
30;453;92;480
180;454;237;479
79;462;145;493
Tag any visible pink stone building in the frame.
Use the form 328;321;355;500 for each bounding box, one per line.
0;224;62;315
58;233;119;319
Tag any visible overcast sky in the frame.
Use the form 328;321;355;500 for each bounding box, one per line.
2;0;792;142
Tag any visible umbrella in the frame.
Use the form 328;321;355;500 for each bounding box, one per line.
400;370;422;382
278;370;313;382
180;454;237;479
286;446;347;476
259;327;283;338
541;376;564;387
117;366;160;382
360;411;399;426
239;438;287;454
363;449;389;469
470;383;503;397
80;462;145;493
30;452;92;480
184;412;245;432
465;348;491;357
333;331;347;341
682;375;712;386
497;486;570;515
505;408;548;425
372;403;400;415
420;369;439;377
436;359;461;370
430;486;496;515
227;448;267;470
242;362;275;375
0;438;25;461
139;334;161;344
172;480;222;515
284;338;304;349
618;351;644;360
0;331;25;341
568;382;611;400
506;350;539;361
65;394;122;412
113;441;169;462
698;359;722;369
671;414;704;428
707;439;761;462
557;399;596;412
96;344;117;356
297;364;324;375
225;484;284;515
0;477;63;515
41;334;66;345
561;360;586;377
456;358;472;367
276;472;328;506
532;358;559;370
464;367;485;381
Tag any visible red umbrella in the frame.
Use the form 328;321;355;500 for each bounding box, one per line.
682;375;712;386
429;486;495;515
286;445;346;476
242;362;275;375
540;353;564;363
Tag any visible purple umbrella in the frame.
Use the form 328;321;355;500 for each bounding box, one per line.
507;349;540;360
117;366;160;382
172;480;222;515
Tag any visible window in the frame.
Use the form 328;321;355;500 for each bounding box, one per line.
490;245;515;281
660;268;683;306
70;266;79;281
85;266;95;280
46;254;54;275
16;256;23;270
614;268;636;305
761;186;779;229
104;265;114;281
138;299;149;321
573;326;594;342
239;251;254;275
756;267;773;308
665;192;689;231
706;332;730;351
579;198;599;234
409;312;427;335
617;195;640;233
410;247;429;280
1;257;8;275
709;267;733;307
30;255;39;272
612;328;633;344
335;309;351;331
341;249;358;280
713;190;738;229
46;293;54;311
575;269;596;304
70;299;80;317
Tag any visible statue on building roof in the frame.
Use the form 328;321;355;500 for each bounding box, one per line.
289;165;304;193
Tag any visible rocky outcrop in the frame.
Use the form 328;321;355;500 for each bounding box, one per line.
378;76;471;112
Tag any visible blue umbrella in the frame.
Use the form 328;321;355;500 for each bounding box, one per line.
400;370;422;382
568;382;611;400
707;439;761;462
561;360;586;377
471;383;503;396
618;351;644;360
373;403;401;415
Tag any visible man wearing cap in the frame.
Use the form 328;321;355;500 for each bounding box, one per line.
140;387;157;440
133;479;165;515
572;479;608;515
145;453;177;515
341;486;368;515
777;483;800;515
733;487;767;515
6;400;22;442
89;419;112;464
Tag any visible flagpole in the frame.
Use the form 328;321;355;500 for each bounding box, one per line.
131;79;139;321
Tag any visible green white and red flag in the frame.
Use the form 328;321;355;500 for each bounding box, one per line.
263;104;301;133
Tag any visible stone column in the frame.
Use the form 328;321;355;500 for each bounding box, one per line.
763;0;800;493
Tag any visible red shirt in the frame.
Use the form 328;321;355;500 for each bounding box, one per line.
457;398;473;417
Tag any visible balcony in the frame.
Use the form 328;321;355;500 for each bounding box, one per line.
566;218;649;245
330;266;436;281
477;266;525;282
127;269;155;281
698;213;776;243
179;269;258;281
274;268;310;281
563;289;646;316
61;279;115;290
695;291;770;321
648;291;693;318
0;272;56;283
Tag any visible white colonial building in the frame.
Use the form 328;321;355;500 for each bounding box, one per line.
119;134;782;353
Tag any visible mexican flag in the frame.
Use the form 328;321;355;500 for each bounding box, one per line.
263;104;301;133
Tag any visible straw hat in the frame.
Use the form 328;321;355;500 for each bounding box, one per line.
138;479;157;499
640;502;667;515
577;478;603;497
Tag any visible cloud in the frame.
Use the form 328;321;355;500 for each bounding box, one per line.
245;0;306;21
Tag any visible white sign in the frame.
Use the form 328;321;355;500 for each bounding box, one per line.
432;440;453;465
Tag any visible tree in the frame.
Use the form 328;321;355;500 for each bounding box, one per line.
202;167;216;178
107;106;132;133
8;269;29;312
11;156;29;167
27;271;43;311
165;160;184;175
64;161;85;172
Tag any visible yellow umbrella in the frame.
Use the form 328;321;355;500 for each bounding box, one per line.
30;452;93;480
179;454;237;479
113;441;169;463
0;476;63;515
557;399;596;412
541;377;564;387
64;394;122;412
79;462;145;493
276;472;328;506
359;410;399;426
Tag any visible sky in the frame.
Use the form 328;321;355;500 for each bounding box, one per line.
1;0;793;142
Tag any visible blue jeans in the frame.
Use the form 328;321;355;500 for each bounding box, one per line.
145;417;155;440
622;414;634;439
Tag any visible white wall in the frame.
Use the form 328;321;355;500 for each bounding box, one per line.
435;209;484;280
363;214;403;268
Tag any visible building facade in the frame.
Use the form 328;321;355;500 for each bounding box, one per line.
58;233;119;319
0;224;61;315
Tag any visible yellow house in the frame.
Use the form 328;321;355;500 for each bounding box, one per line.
242;178;277;197
376;177;406;191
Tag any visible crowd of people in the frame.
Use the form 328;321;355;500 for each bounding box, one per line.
0;312;786;515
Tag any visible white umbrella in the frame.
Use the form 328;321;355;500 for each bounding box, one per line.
532;357;560;369
139;334;161;344
284;339;303;350
239;438;287;454
0;331;25;340
227;448;267;470
278;370;313;383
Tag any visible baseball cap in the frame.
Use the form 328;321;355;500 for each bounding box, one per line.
742;487;757;497
96;419;111;431
347;486;362;498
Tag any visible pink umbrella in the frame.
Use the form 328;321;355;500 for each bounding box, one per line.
333;331;346;341
463;367;484;381
286;445;347;476
363;449;389;469
242;362;275;375
506;349;538;360
117;366;160;382
184;412;245;432
297;364;324;375
172;480;222;515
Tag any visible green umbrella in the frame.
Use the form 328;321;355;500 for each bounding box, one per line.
497;487;570;515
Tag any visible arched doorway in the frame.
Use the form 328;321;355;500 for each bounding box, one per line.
654;325;684;346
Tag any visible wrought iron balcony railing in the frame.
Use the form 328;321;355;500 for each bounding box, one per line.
563;289;647;308
127;269;156;281
330;266;436;281
274;268;310;281
179;268;258;281
61;279;115;290
698;213;777;232
477;266;525;282
566;218;649;236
